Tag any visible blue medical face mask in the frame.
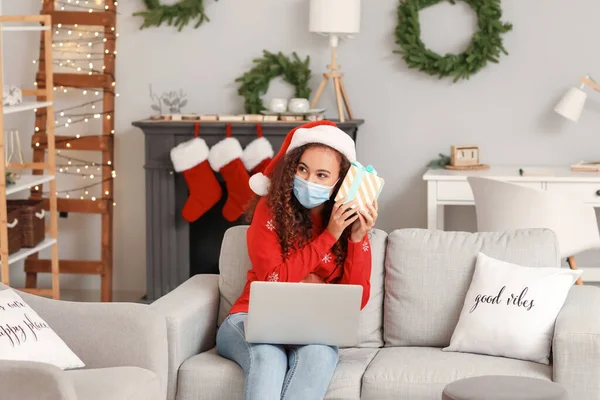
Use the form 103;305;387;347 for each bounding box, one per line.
293;175;336;209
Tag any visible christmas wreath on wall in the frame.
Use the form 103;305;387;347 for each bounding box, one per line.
133;0;217;31
394;0;512;82
235;50;312;114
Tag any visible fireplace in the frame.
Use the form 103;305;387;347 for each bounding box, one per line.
132;119;364;302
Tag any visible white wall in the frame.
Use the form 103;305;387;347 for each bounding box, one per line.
4;0;600;297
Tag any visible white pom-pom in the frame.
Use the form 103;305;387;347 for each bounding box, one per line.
249;173;270;196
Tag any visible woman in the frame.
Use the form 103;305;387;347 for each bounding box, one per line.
216;120;378;400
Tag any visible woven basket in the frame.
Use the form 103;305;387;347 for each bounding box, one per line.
7;200;45;248
6;206;21;254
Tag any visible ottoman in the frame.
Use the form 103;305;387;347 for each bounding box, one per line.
442;375;568;400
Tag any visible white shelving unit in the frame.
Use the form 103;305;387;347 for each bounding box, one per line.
6;175;55;195
2;25;49;32
5;238;56;265
4;100;52;115
0;13;60;299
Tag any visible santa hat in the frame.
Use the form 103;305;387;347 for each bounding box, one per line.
249;120;357;196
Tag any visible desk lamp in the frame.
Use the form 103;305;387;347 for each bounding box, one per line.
555;75;600;171
309;0;360;122
555;75;600;122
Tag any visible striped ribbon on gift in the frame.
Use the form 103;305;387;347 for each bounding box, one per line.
336;162;385;211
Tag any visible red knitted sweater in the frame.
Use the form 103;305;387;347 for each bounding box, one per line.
229;197;372;314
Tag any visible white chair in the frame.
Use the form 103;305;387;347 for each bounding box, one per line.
467;176;600;285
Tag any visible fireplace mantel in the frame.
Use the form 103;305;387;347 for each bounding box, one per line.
132;119;365;301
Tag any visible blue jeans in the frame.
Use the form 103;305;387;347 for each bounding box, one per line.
216;312;339;400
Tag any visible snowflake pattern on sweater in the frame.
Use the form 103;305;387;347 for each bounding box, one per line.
266;219;275;232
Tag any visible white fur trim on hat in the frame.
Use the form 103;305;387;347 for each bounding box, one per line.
208;137;244;171
170;137;210;172
288;125;356;162
249;172;270;196
242;137;274;171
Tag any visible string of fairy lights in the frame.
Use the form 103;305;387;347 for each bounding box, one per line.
20;0;119;204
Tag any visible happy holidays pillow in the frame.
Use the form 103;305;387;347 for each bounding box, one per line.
443;252;581;364
0;289;85;369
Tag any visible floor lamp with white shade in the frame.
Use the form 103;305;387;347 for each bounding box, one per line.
308;0;360;122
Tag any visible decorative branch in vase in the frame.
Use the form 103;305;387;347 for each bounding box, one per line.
148;85;188;120
162;89;188;117
149;84;163;115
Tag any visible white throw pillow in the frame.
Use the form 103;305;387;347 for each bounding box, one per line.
443;252;581;364
0;289;85;369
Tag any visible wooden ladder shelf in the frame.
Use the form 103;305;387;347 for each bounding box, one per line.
26;1;116;301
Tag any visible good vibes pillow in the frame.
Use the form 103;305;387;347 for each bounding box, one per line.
443;252;581;364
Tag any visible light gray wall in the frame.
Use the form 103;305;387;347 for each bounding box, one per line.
4;0;600;295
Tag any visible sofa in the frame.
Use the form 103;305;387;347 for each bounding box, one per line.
154;227;600;400
0;283;168;400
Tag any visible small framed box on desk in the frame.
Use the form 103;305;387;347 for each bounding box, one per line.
451;145;479;166
445;145;489;171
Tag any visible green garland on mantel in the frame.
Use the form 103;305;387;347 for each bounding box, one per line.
133;0;217;31
394;0;513;82
235;50;312;114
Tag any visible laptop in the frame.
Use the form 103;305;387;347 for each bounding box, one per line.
244;281;363;347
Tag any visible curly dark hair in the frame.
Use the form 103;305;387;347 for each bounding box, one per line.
246;143;351;266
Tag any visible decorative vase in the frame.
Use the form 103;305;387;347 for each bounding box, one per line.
268;98;288;113
288;98;310;113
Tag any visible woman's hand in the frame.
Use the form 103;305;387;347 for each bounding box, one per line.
350;200;378;242
301;273;326;284
327;198;359;240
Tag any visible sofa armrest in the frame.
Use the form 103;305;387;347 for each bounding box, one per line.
12;291;169;399
0;360;77;400
150;274;220;400
553;285;600;399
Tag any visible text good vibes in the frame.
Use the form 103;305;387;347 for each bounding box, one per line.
469;286;535;313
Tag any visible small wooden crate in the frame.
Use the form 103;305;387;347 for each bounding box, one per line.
5;206;21;255
7;200;45;248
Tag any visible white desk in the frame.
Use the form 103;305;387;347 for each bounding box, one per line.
423;166;600;230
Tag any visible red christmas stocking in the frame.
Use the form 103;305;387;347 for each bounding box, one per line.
208;129;254;222
242;123;274;175
170;136;222;222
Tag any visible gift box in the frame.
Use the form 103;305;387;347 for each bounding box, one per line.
335;161;384;211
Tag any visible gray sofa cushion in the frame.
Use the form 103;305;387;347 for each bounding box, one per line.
66;367;160;400
361;347;552;400
176;348;243;400
218;226;253;327
325;348;380;400
383;228;560;347
176;347;379;400
218;226;387;348
351;229;386;348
